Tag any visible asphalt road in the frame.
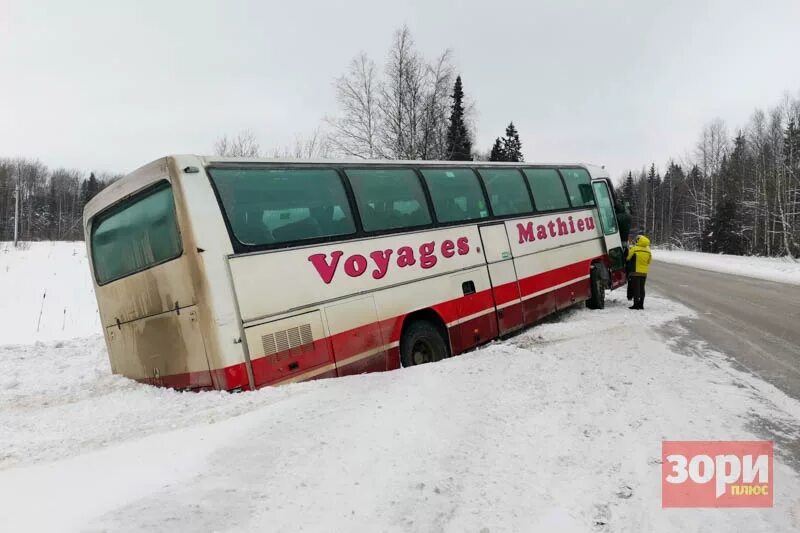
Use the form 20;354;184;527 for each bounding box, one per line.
648;261;800;469
648;261;800;401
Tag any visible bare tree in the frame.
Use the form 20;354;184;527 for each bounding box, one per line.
326;53;382;159
327;26;457;161
376;26;455;160
271;128;333;159
419;49;455;160
214;130;261;157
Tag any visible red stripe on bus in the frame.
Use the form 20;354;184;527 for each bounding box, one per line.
517;258;594;298
142;256;602;390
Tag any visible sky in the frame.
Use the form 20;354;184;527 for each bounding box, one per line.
2;0;800;178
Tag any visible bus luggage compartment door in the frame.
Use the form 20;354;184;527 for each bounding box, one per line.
106;304;213;390
478;223;524;335
324;295;386;376
243;310;334;387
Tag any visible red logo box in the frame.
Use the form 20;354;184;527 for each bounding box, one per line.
662;441;773;508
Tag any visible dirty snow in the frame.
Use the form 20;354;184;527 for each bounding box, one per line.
2;243;800;532
655;248;800;286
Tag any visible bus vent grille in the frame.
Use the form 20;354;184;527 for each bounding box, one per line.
261;334;277;357
261;324;314;359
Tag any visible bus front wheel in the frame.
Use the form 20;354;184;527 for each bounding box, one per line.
400;320;450;367
587;264;606;310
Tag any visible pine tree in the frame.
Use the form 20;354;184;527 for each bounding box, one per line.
704;197;743;255
488;138;506;162
502;122;523;162
81;173;100;205
621;171;635;208
445;75;472;161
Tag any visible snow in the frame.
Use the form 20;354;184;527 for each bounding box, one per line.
2;243;800;532
655;248;800;286
0;242;102;344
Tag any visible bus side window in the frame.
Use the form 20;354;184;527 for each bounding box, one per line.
477;168;533;217
208;168;356;247
345;168;432;232
522;168;570;212
420;168;489;223
559;168;595;208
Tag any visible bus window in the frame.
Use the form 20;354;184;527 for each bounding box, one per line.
478;168;533;217
346;168;432;232
592;181;618;235
91;182;182;284
420;168;489;223
559;168;595;207
522;168;570;212
208;168;356;247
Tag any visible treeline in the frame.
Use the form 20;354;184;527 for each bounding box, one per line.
621;93;800;258
0;158;118;242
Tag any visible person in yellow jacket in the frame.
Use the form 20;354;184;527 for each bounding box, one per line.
626;235;651;310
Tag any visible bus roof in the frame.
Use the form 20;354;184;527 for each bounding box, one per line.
83;154;610;223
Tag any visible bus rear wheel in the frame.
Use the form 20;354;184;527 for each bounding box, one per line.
400;320;450;367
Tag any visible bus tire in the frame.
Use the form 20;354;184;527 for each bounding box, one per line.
587;263;606;310
400;320;450;367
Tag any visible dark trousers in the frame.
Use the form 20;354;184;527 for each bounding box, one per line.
630;275;647;309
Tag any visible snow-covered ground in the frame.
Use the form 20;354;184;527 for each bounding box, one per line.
0;242;101;344
655;248;800;286
2;243;800;532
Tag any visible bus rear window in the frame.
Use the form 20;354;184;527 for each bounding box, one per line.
208;167;356;247
91;182;182;284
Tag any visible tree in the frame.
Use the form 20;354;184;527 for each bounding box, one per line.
488;138;506;162
214;130;261;157
503;122;523;162
377;26;454;160
326;53;381;159
621;171;635;208
445;75;472;161
327;26;455;161
81;173;100;205
487;122;523;162
704;197;744;255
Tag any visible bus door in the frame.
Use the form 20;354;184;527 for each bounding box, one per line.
478;223;524;335
591;179;626;289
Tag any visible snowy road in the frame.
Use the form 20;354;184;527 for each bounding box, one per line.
649;261;800;402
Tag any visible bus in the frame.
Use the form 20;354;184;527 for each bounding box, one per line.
83;156;626;392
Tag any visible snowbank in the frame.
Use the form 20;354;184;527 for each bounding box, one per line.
655;248;800;285
2;292;800;531
0;242;101;344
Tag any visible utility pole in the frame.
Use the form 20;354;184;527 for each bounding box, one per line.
13;181;20;247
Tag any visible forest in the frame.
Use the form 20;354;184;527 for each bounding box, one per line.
0;160;117;242
621;93;800;257
2;25;798;259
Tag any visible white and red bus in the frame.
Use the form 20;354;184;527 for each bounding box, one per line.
84;156;626;391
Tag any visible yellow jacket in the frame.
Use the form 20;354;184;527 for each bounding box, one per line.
627;235;651;276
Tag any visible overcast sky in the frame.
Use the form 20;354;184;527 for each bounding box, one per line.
2;0;800;177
